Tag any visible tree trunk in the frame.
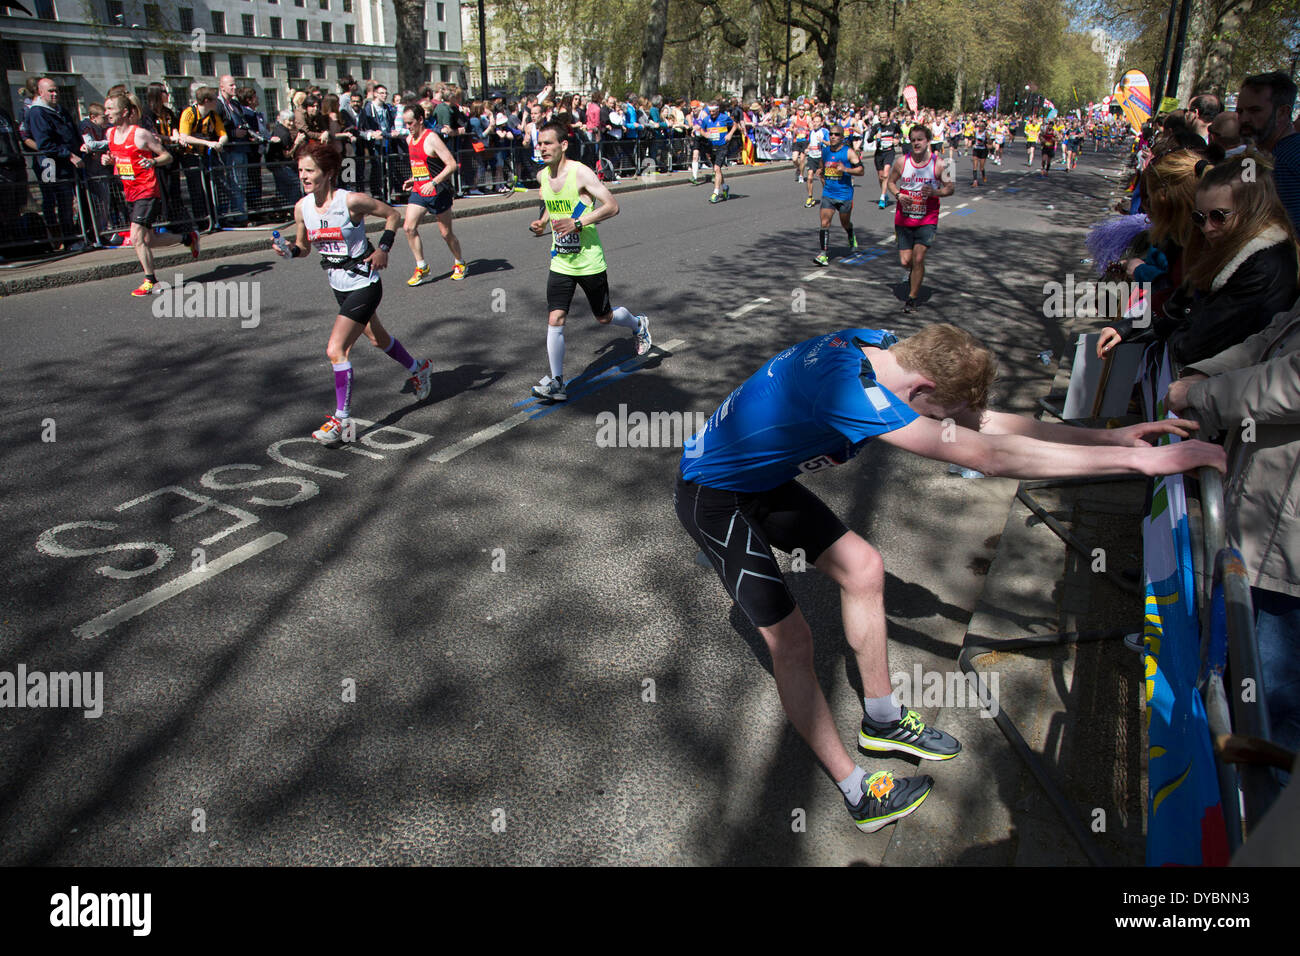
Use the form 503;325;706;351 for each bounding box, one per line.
815;5;841;103
896;60;909;103
392;0;428;94
743;0;761;103
952;60;964;112
639;0;670;97
1199;0;1251;95
1176;0;1214;102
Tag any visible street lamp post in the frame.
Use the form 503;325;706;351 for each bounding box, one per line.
784;0;791;97
478;0;489;98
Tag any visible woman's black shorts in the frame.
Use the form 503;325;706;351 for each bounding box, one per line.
333;278;383;325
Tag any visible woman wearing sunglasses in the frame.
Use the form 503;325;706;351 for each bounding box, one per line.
1097;151;1299;365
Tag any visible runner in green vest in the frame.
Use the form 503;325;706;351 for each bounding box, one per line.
527;122;651;401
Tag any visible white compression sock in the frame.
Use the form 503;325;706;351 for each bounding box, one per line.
546;325;566;379
837;766;867;804
609;306;639;330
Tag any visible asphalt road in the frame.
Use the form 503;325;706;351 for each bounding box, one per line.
0;146;1130;865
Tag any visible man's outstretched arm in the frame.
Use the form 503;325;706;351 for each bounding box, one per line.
877;416;1225;479
976;410;1203;447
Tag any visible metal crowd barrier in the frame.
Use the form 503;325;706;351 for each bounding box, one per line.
5;131;779;262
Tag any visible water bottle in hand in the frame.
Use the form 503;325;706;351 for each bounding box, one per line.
272;230;291;256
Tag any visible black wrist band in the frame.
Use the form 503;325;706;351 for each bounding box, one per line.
379;229;395;250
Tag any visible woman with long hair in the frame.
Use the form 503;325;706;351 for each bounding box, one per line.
271;142;433;445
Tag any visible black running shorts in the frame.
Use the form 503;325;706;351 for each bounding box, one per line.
874;150;895;172
408;183;453;216
332;278;383;325
820;195;853;212
546;269;611;317
128;196;161;226
674;475;850;628
972;146;988;159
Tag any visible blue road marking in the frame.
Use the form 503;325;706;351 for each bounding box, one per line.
951;208;975;217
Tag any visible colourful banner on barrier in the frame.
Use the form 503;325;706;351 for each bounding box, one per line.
1115;69;1154;134
1141;347;1229;866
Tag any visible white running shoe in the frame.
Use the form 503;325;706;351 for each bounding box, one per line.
532;375;567;401
635;315;652;356
409;358;432;401
313;415;352;445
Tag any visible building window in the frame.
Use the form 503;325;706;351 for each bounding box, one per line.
261;54;273;78
242;13;255;36
343;0;352;11
314;57;325;79
33;0;56;18
163;49;182;75
229;53;244;77
438;31;446;52
105;0;125;26
199;51;214;75
321;22;332;42
345;24;355;44
319;0;329;8
297;20;308;41
269;17;282;38
436;2;444;21
0;40;23;73
211;11;225;34
128;48;146;74
145;4;164;29
264;88;278;113
360;59;370;80
293;0;304;6
286;57;300;80
177;7;193;31
337;59;348;78
42;44;68;73
440;65;450;82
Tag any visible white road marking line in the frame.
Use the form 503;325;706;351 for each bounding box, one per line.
956;202;969;208
938;211;950;218
802;271;828;281
72;532;288;639
878;237;893;245
726;297;771;319
973;196;984;201
427;339;688;464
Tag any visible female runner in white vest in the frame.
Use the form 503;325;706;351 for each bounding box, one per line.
271;141;434;445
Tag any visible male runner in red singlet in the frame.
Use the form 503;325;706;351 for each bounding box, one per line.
887;125;953;313
103;93;174;297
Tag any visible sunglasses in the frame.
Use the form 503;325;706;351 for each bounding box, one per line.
1191;208;1235;227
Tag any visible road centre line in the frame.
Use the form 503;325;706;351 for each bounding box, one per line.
72;532;288;639
726;298;771;319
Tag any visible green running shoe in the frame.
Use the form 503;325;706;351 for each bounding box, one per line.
860;709;962;760
846;771;933;833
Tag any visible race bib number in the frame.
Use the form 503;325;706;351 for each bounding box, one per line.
798;454;842;474
824;164;842;180
410;160;429;180
900;188;927;217
552;227;581;256
309;226;347;257
115;158;134;179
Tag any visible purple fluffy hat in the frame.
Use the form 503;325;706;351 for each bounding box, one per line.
1085;215;1151;276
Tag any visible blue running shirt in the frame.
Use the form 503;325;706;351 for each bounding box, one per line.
681;329;918;492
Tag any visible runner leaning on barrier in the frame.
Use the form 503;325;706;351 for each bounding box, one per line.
400;104;467;285
272;142;433;446
526;122;651;402
676;323;1224;834
103;94;173;297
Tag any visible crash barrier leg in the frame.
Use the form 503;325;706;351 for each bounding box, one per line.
960;627;1128;867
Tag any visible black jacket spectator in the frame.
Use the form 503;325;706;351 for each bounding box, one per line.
1157;226;1300;366
26;100;81;167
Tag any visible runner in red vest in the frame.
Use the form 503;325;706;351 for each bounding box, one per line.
401;104;466;285
887;124;953;313
103;93;174;296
